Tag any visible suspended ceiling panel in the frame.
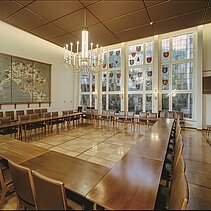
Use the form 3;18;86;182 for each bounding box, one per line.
0;0;211;48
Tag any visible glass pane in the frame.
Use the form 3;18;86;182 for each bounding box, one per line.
162;93;169;110
92;74;95;92
128;44;144;66
108;48;121;68
172;93;193;118
145;94;152;112
108;70;121;91
172;62;193;90
145;42;153;64
102;94;106;110
128;68;144;91
91;94;95;108
108;94;121;112
81;74;90;92
102;50;107;69
102;72;107;92
161;64;170;90
172;33;194;61
161;38;170;62
128;94;143;113
81;94;90;107
146;66;152;91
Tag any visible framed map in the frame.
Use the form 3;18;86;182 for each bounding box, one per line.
0;53;51;104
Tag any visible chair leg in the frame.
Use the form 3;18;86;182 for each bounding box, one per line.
0;186;6;209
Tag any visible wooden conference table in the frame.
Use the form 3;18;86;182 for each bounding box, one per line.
0;118;173;210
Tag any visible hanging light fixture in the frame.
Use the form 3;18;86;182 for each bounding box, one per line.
64;9;103;74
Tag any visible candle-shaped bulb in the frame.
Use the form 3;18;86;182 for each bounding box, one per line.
76;41;79;53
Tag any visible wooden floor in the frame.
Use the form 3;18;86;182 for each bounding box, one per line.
1;122;211;210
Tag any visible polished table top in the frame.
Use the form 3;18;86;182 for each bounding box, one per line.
21;151;110;197
86;118;174;210
86;153;163;210
0;141;48;164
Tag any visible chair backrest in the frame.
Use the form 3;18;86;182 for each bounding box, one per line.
0;112;3;118
34;109;41;117
5;111;14;120
19;115;30;121
167;111;174;119
62;111;68;116
0;117;11;125
8;161;36;210
148;113;157;118
119;111;125;116
102;110;108;115
168;173;189;210
52;112;59;117
68;110;73;114
159;111;166;118
30;114;39;120
139;112;147;118
78;106;83;112
172;155;186;182
43;112;51;118
93;109;98;114
41;109;48;117
127;111;134;117
177;112;184;120
26;110;34;115
109;110;115;115
173;134;184;167
32;171;67;210
16;110;24;119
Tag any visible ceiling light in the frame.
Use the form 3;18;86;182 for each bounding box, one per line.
64;9;103;74
150;21;154;25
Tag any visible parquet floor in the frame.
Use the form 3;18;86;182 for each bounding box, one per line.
1;121;211;210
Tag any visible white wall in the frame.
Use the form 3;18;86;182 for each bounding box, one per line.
0;21;76;114
202;23;211;128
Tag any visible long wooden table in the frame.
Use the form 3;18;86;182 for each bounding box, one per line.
86;118;174;210
21;151;110;208
0;141;48;164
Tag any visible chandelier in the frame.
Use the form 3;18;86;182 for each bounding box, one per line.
64;9;103;74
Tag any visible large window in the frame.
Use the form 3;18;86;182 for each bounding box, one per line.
128;41;153;113
160;33;194;119
101;47;123;112
80;73;96;108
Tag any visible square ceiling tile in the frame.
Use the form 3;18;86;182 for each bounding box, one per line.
92;33;120;48
104;9;150;33
5;8;48;31
0;1;22;20
27;1;83;21
50;33;79;49
31;23;67;40
153;10;204;35
88;0;144;21
54;9;99;32
115;24;154;42
148;0;207;22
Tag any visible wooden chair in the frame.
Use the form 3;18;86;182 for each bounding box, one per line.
43;112;51;133
139;112;148;125
0;112;3;118
8;161;37;210
5;111;15;121
32;171;81;210
148;112;158;125
29;114;46;136
125;111;134;123
16;110;24;120
155;172;189;210
51;112;65;131
166;111;174;119
77;106;83;112
159;111;166;118
19;115;32;141
34;109;42;117
115;111;126;123
41;108;48;117
0;117;18;137
26;109;34;115
0;162;14;209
